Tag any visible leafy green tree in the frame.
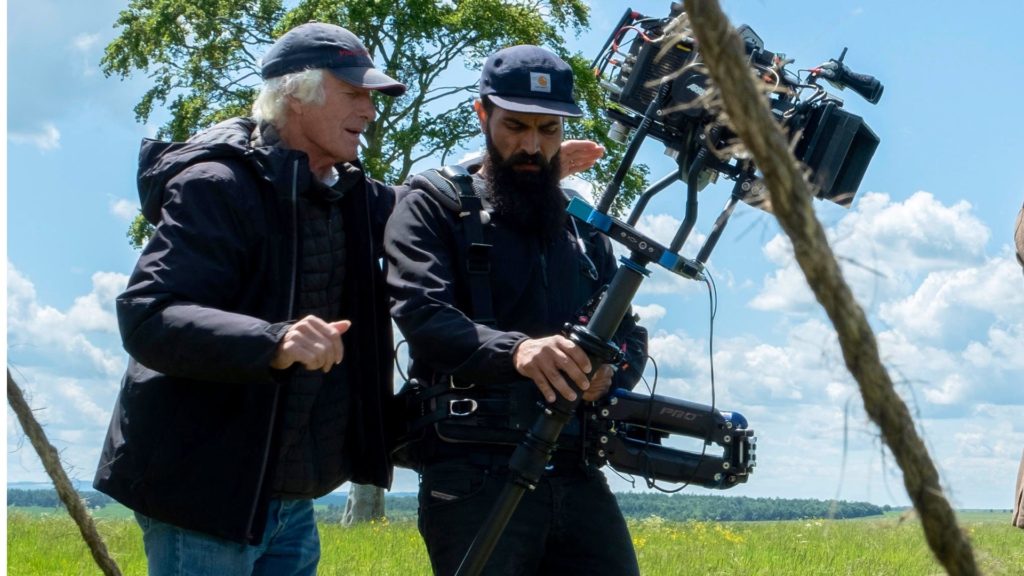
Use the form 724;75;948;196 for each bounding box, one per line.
105;0;647;248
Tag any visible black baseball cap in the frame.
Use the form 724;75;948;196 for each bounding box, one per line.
261;23;407;96
479;45;582;117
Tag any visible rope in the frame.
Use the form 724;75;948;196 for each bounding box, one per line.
682;2;979;574
7;369;123;576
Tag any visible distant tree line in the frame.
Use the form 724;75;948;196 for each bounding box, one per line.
315;492;884;523
10;489;884;522
613;493;884;521
8;489;115;510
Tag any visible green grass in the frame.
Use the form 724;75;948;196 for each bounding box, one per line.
8;510;1024;575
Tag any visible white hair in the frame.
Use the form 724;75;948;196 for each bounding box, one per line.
251;69;327;128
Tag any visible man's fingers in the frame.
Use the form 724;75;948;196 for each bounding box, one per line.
556;339;592;374
286;322;342;372
272;316;348;372
553;340;595;393
329;320;351;365
532;377;557;404
542;367;577;402
281;340;317;372
301;317;347;366
555;355;590;392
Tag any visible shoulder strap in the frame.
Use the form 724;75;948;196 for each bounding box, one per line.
410;166;496;326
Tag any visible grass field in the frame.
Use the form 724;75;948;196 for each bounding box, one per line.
7;508;1023;575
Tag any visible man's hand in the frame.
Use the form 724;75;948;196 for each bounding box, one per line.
513;335;592;403
270;316;352;373
582;364;615;402
559;140;605;179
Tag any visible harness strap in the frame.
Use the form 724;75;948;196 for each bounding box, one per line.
414;166;496;326
407;395;515;433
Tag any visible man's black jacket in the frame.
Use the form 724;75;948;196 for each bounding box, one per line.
385;179;647;442
93;118;394;544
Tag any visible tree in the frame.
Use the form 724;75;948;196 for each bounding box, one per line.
104;0;649;522
105;0;647;248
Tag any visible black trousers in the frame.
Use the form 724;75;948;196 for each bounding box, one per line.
417;461;640;576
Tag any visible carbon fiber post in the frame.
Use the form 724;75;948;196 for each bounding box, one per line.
455;254;651;576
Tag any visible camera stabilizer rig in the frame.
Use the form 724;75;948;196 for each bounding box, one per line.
586;388;754;489
455;3;882;574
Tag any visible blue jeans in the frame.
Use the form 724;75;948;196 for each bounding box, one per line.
135;499;320;576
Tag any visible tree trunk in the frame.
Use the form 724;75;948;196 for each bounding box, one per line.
343;483;385;525
682;1;979;574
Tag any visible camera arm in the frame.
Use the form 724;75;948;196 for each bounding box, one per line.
597;388;746;443
586;388;756;489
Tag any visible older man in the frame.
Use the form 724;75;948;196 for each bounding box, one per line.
386;45;647;575
94;23;405;575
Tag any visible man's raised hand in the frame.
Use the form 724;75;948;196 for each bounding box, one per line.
270;316;352;373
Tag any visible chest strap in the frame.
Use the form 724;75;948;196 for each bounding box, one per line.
410;165;495;326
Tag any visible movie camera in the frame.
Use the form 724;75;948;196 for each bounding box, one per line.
569;1;883;494
456;4;882;573
596;2;882;216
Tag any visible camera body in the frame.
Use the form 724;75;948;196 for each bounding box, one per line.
598;4;881;207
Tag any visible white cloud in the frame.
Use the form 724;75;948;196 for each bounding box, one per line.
632;303;666;328
922;373;970;405
647;331;705;373
72;33;100;52
7;368;116;485
7;265;129;486
748;257;815;312
110;198;139;221
625;188;1023;507
879;256;1024;342
751;191;994;315
7;263;127;376
9;122;61;151
55;377;113;427
831;192;989;295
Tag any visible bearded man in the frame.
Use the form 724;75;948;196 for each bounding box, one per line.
385;45;648;575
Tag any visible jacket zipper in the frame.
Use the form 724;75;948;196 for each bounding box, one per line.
244;159;299;541
363;185;388;483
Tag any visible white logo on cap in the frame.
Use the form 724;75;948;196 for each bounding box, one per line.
530;72;551;93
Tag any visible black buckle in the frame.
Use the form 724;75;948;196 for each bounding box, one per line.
447;375;475;390
466;242;491;274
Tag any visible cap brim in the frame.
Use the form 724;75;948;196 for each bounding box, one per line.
328;67;407;97
488;94;583;118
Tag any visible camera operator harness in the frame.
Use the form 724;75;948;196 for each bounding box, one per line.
396;165;753;489
405;4;883;574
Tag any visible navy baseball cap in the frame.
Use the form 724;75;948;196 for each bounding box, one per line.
480;46;582;117
261;23;407;96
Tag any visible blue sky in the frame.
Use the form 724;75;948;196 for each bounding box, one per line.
6;0;1024;510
